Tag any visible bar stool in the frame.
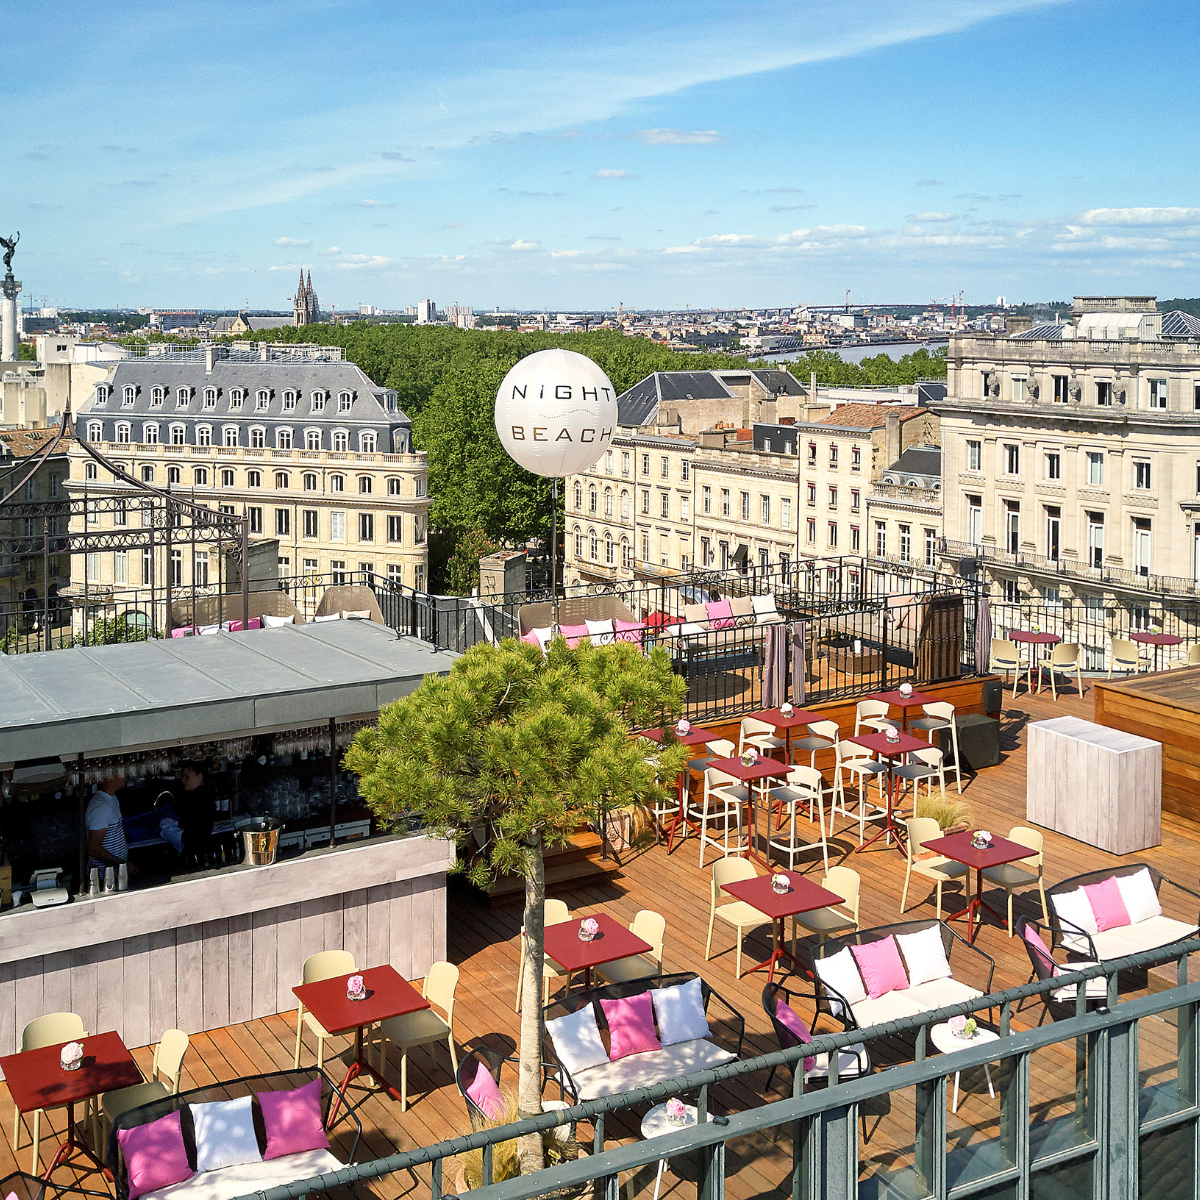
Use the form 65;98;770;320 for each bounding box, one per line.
738;717;785;758
908;702;963;794
790;719;839;815
832;740;887;846
766;765;829;873
891;746;947;816
696;766;750;868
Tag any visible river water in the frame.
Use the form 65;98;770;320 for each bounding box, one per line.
764;339;947;365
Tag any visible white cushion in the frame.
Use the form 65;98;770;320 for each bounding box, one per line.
1092;915;1198;960
262;613;294;628
751;595;779;617
678;623;707;636
585;619;615;646
197;624;220;636
805;1045;870;1079
314;613;342;623
850;992;926;1027
545;1005;609;1078
342;609;372;620
651;978;710;1046
530;625;553;651
814;947;867;1014
895;926;953;986
141;1149;342;1200
189;1096;262;1173
1116;869;1161;924
569;1039;734;1101
904;977;983;1011
1052;888;1099;953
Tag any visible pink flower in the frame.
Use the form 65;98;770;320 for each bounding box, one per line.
346;974;365;997
948;1015;966;1034
581;918;599;935
666;1098;686;1120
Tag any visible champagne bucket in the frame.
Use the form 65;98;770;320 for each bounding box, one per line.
242;823;282;866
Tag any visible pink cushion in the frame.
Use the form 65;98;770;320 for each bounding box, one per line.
227;620;244;632
614;619;645;647
521;630;541;648
1084;877;1131;932
246;618;261;630
170;627;193;638
559;622;590;650
1022;924;1062;978
705;600;735;630
599;993;662;1061
850;936;909;999
258;1079;330;1160
464;1061;505;1121
117;1110;193;1200
774;999;816;1071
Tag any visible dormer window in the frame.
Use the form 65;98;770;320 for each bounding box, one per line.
310;390;326;412
282;390;297;412
122;385;136;407
229;388;244;409
255;389;270;411
386;392;399;413
203;387;217;408
94;386;109;406
176;387;190;407
337;391;352;413
150;387;164;407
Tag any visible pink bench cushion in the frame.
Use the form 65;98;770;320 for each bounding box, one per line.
705;600;735;630
1084;877;1131;932
559;623;589;649
773;998;816;1071
118;1110;193;1200
258;1079;330;1160
851;935;909;998
465;1062;505;1120
599;993;661;1061
615;619;645;647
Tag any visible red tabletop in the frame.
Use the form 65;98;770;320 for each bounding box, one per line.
1009;630;1060;645
720;869;843;921
921;830;1035;870
849;730;929;759
1;1031;142;1114
705;755;792;784
748;707;826;730
293;965;428;1037
866;688;937;709
640;726;723;748
543;912;653;974
1130;632;1183;647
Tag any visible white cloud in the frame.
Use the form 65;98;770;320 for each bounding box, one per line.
275;236;312;246
336;254;397;270
906;212;954;222
551;249;584;257
325;246;341;254
1081;207;1200;226
630;128;723;145
358;198;392;207
595;169;636;179
268;263;301;272
510;239;541;250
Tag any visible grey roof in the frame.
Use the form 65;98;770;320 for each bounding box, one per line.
243;316;297;331
748;369;805;395
616;367;803;427
1161;310;1200;339
885;445;941;478
0;621;449;763
1011;323;1065;340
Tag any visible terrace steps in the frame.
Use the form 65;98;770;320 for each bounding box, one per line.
485;830;621;902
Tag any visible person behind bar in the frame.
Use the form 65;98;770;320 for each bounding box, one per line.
178;761;217;868
86;770;128;875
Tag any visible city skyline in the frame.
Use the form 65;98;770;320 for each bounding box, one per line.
12;0;1200;310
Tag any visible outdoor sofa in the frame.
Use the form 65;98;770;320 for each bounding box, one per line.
542;971;744;1103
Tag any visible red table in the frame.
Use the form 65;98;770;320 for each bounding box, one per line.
1009;631;1061;693
719;869;844;981
705;754;793;864
1130;631;1183;672
848;730;929;854
748;707;827;764
640;726;725;852
293;964;428;1125
866;688;938;733
0;1030;142;1177
543;911;653;988
920;830;1036;943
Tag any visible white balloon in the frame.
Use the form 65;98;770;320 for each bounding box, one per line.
494;348;618;477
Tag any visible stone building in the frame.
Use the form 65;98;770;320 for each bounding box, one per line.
294;271;320;326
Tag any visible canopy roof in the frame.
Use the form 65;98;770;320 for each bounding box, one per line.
0;621;448;762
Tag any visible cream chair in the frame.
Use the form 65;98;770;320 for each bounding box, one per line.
832;740;887;846
990;638;1024;696
1169;644;1200;669
294;949;356;1070
686;736;735;776
854;699;898;736
13;1012;86;1173
697;766;750;868
900;817;968;919
705;858;772;979
1040;643;1082;700
766;765;829;873
982;825;1048;936
892;746;947;816
790;865;860;953
375;961;458;1111
738;717;785;758
1109;637;1145;678
909;701;963;794
595;910;666;984
515;898;572;1010
102;1030;189;1130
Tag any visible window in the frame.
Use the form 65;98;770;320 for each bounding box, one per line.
1052;374;1069;403
591;530;599;560
740;492;750;520
660;456;669;479
115;422;131;444
719;541;729;570
150;387;164;407
921;527;935;566
967;495;982;544
387;515;402;543
330;511;345;540
967;439;982;471
720;489;730;517
250;426;265;449
167;424;184;446
275;471;289;489
641;453;650;476
360;432;377;453
829;444;838;468
48;474;59;499
588;485;597;514
605;532;614;565
255;389;270;411
248;506;262;533
310;390;326;412
850;525;860;552
807;442;817;466
660;492;669;519
218;503;235;516
141;465;154;483
1149;378;1168;410
359;513;374;542
87;421;102;441
193;467;208;487
851;446;861;472
699;536;710;565
113;499;127;527
827;521;838;548
807;482;817;507
167;550;182;586
828;486;837;509
223;426;238;447
622;540;632;569
1087;451;1104;486
1045;450;1061;480
681;460;690;481
641;532;650;562
305;472;318;491
899;524;911;561
1195;383;1200;411
241;470;260;490
122;385;136;407
622;451;630;475
1004;444;1020;475
1134;458;1151;489
359;476;372;495
603;488;612;517
176;387;190;407
1005;500;1020;553
574;528;583;558
806;518;816;545
303;557;319;580
850;488;860;513
875;521;886;557
761;495;770;524
1096;380;1113;406
1133;517;1151;576
337;392;352;413
620;490;630;519
702;486;711;514
195;425;210;447
95;385;110;406
194;551;209;587
203;387;217;409
282;390;297;412
781;497;792;529
275;508;290;536
574;481;583;509
331;559;347;585
641;489;650;515
1012;376;1026;403
301;429;320;451
604;449;613;474
167;465;181;484
221;468;234;487
1002;579;1019;603
680;495;689;521
1044;505;1061;560
143;423;159;445
329;474;344;492
276;428;293;450
85;461;98;481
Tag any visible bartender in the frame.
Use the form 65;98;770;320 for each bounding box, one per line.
178;761;217;868
86;770;129;873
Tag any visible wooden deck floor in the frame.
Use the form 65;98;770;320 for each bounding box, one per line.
4;678;1197;1198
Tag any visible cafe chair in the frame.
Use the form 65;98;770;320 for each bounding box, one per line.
515;898;572;1011
982;825;1048;935
706;857;771;979
738;717;786;758
767;765;829;873
683;736;735;819
900;817;968;920
1040;643;1082;701
791;720;840;806
892;746;947;816
294;949;356;1070
13;1012;86;1173
854;700;898;736
790;865;860;954
908;702;963;794
375;960;459;1112
1108;637;1146;678
1016;917;1108;1025
989;638;1024;696
101;1029;189;1137
832;740;887;846
1169;644;1200;669
697;766;750;869
595;910;666;985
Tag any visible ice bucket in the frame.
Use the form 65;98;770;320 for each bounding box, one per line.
242;820;282;866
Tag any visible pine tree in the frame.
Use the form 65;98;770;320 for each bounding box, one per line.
345;636;688;1173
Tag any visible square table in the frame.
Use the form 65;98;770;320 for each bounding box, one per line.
1009;631;1061;693
866;688;938;733
920;830;1036;942
848;730;930;854
1129;630;1183;672
639;726;726;853
543;911;653;988
748;707;827;764
294;964;429;1124
719;869;844;981
1;1030;143;1177
704;754;793;864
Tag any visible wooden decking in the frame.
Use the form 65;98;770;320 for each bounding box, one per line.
4;677;1198;1199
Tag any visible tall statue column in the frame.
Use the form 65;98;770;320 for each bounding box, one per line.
1;232;20;363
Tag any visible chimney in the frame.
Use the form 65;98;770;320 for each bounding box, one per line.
259;341;269;362
884;410;901;466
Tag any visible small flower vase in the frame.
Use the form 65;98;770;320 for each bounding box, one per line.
346;974;366;1001
771;874;790;895
60;1042;84;1071
780;703;793;718
579;919;599;942
899;682;913;698
665;1099;688;1127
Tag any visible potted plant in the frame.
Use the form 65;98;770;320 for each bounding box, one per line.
916;796;972;837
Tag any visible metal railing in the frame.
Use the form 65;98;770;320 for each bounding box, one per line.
236;935;1200;1200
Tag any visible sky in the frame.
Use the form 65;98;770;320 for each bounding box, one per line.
9;0;1200;311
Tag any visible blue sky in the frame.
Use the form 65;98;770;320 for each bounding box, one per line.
9;0;1200;311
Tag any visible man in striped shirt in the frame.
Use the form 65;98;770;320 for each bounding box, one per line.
86;771;129;875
